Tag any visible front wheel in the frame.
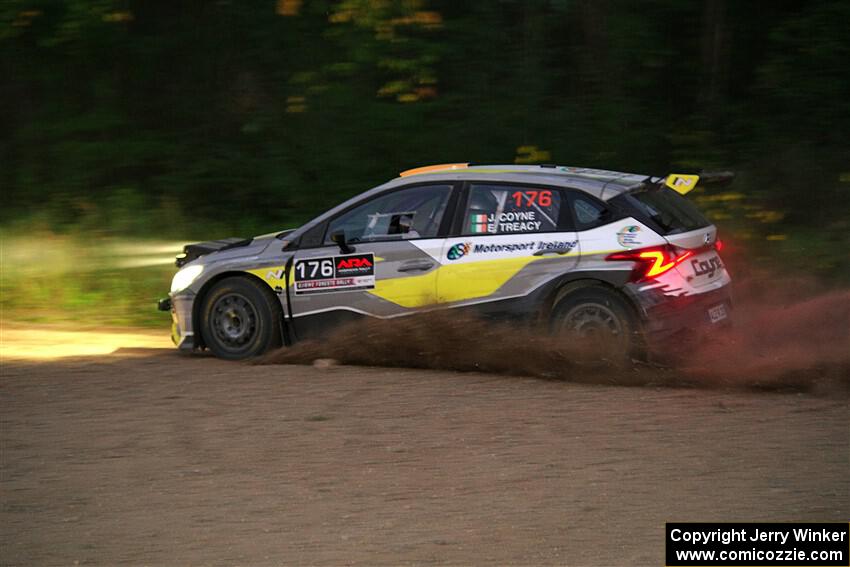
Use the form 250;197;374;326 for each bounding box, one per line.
200;277;282;360
550;287;639;360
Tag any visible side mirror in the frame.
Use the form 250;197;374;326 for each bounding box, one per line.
330;230;355;254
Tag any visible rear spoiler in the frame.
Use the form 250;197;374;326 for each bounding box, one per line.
628;171;735;196
694;171;735;187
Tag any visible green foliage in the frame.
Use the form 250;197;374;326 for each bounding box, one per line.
0;232;176;327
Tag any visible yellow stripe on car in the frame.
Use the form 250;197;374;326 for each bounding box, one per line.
433;256;542;304
367;254;576;308
246;266;288;287
367;269;441;308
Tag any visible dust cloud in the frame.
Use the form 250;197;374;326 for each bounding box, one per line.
261;271;849;394
682;273;850;391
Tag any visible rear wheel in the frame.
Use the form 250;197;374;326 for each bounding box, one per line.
550;287;638;360
200;277;282;360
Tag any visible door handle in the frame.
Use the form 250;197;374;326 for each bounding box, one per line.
397;260;435;272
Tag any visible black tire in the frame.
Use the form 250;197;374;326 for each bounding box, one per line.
200;276;282;360
550;287;639;359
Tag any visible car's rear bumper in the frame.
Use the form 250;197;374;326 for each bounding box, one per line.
635;284;733;344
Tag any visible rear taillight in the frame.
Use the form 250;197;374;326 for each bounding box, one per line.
714;238;723;252
606;245;694;282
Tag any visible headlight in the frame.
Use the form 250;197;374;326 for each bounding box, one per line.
170;265;204;293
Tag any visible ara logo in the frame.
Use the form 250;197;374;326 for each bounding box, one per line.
334;253;375;277
447;242;471;260
266;269;285;280
337;257;373;269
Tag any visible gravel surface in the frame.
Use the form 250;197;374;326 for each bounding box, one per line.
2;348;848;566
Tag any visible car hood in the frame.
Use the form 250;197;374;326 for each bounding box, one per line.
177;229;297;268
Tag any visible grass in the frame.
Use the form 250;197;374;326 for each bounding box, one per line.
1;232;180;328
0;197;306;329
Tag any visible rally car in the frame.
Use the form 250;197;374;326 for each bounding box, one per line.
158;164;733;360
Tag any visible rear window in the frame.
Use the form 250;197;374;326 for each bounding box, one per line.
611;187;709;235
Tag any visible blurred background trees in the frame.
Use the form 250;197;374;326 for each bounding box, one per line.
2;0;848;273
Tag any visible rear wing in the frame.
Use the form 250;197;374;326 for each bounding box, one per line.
627;171;735;196
693;171;735;187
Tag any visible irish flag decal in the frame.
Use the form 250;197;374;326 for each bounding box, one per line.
469;213;491;234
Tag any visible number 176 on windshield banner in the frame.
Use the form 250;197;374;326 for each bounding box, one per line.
294;253;375;295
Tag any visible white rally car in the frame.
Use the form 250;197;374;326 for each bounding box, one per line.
159;164;733;359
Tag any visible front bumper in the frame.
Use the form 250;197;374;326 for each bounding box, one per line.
159;292;196;351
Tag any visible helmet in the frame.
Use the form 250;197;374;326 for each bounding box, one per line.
468;187;499;213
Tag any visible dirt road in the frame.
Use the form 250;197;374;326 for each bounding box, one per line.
2;344;848;566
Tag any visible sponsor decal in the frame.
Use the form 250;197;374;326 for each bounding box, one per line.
691;256;723;278
336;255;373;276
536;240;577;253
664;173;699;195
472;242;536;254
294;253;375;295
616;225;642;248
447;242;471;260
447;239;577;260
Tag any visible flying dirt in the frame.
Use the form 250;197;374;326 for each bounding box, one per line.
261;273;850;394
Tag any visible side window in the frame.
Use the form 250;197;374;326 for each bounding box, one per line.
463;184;561;235
325;184;452;244
298;221;328;248
570;193;609;230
